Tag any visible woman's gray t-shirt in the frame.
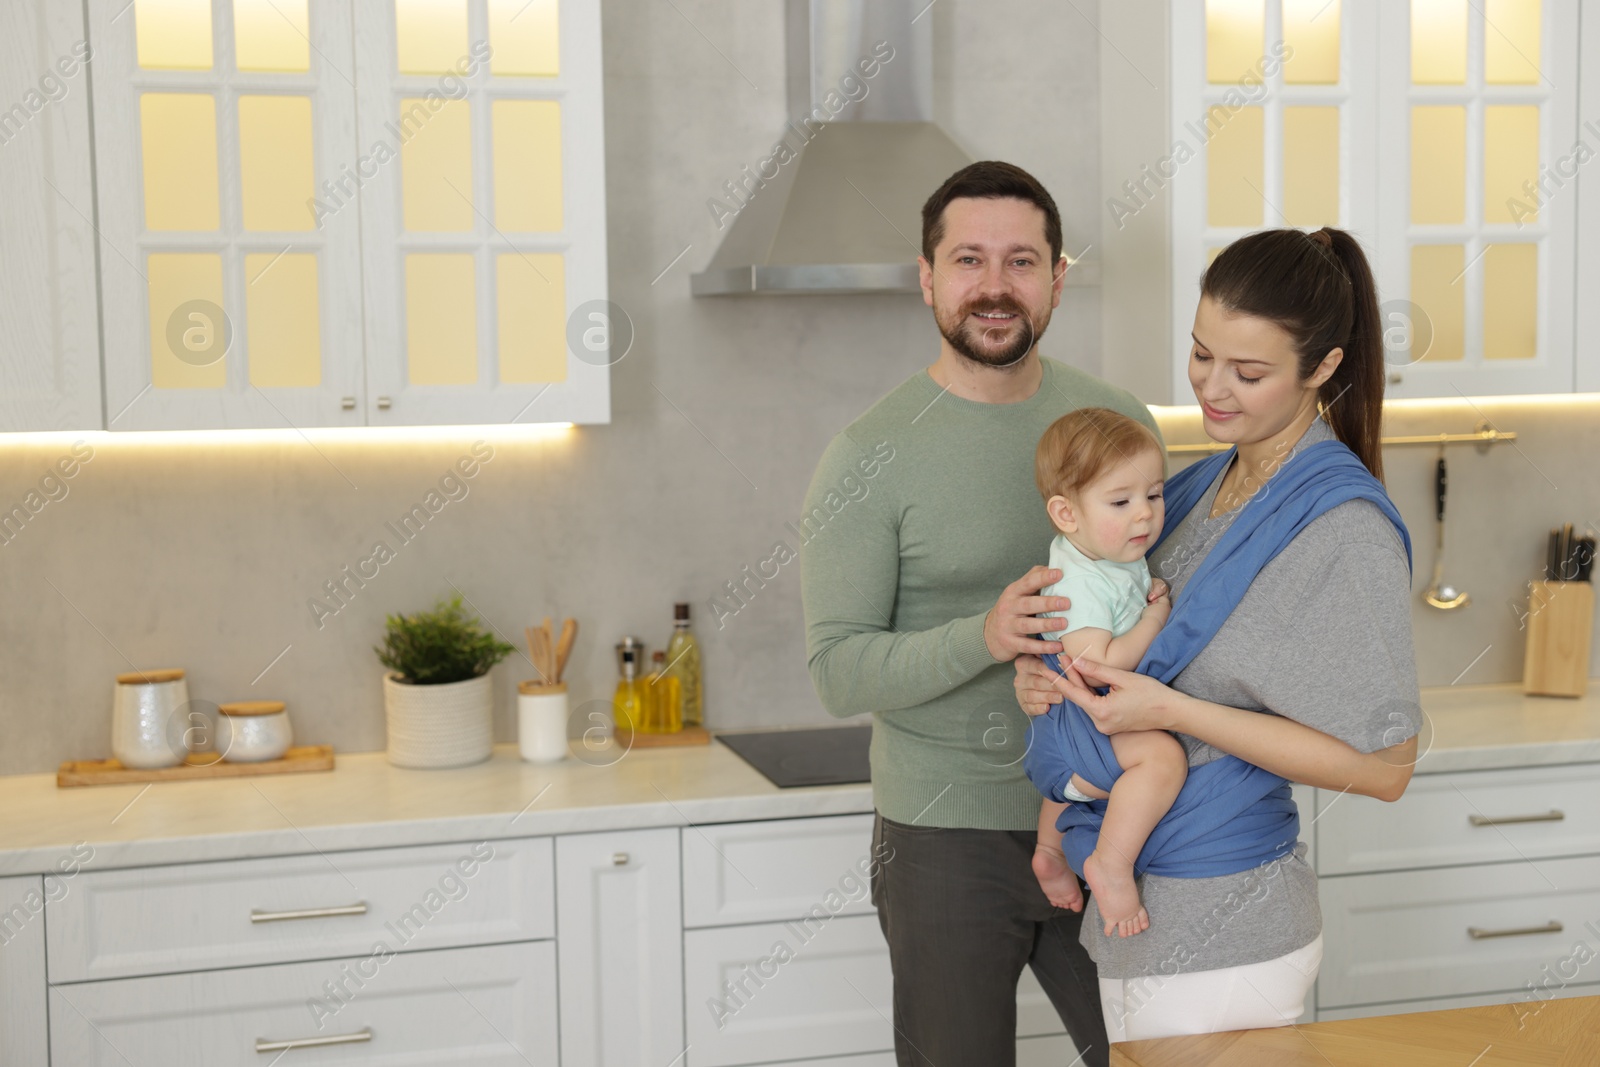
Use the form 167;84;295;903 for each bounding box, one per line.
1082;417;1422;979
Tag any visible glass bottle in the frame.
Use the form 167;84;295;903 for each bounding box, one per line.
665;602;703;727
612;637;646;734
643;650;683;734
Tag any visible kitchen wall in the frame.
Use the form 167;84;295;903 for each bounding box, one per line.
0;0;1593;776
1157;396;1600;696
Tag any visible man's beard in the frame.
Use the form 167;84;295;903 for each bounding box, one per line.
934;294;1050;369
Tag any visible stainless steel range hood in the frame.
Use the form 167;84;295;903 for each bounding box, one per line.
690;0;973;297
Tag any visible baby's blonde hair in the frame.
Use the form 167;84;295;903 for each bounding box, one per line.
1035;407;1165;501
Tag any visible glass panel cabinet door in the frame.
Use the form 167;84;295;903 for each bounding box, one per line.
1163;0;1579;401
1371;0;1575;397
355;0;610;426
88;0;366;430
1168;0;1379;403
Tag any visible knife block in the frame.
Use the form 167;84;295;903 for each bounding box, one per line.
1523;580;1595;697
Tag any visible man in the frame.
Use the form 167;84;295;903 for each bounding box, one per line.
799;161;1163;1067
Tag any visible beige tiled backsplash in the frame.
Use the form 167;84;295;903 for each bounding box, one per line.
0;395;1592;776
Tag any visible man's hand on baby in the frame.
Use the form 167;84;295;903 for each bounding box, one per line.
984;566;1073;662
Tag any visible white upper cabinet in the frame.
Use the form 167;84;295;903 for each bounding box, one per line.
1101;0;1585;404
89;0;367;431
1372;0;1578;398
354;0;610;427
85;0;609;431
0;1;104;432
1577;0;1600;394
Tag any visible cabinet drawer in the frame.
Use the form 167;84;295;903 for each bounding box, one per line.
1318;855;1600;1008
750;1038;1079;1067
1016;966;1069;1039
682;814;880;928
1018;1034;1083;1066
1316;981;1599;1023
682;913;1067;1066
47;838;553;982
684;912;892;1066
49;940;556;1065
754;1056;894;1067
1317;764;1600;875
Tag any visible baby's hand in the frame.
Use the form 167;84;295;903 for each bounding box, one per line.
1143;580;1172;621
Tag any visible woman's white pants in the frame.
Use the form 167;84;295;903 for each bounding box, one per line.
1099;934;1323;1042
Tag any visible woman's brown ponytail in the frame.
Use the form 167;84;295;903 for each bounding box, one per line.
1202;227;1386;482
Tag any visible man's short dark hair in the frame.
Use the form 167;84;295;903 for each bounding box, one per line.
920;161;1063;265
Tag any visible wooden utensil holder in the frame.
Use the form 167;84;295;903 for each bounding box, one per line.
1523;580;1595;697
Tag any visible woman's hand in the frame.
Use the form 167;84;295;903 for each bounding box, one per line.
1048;658;1184;735
1013;654;1080;717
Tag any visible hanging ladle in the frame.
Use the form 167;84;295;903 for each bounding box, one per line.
1424;445;1470;610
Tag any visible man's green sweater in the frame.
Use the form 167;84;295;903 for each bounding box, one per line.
799;357;1164;830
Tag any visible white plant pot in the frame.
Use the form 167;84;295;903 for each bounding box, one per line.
382;672;494;769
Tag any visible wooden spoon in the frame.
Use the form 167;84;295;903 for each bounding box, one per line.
526;625;552;682
555;618;578;683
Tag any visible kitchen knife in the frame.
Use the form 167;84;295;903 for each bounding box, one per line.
1563;523;1576;580
1549;528;1560;580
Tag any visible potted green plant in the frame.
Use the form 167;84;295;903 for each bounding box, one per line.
375;594;516;768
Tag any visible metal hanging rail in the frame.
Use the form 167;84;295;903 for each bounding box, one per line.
1166;422;1517;454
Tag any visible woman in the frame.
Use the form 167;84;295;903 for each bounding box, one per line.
1015;226;1421;1041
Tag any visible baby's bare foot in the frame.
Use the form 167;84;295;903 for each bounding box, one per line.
1084;850;1148;938
1032;846;1084;912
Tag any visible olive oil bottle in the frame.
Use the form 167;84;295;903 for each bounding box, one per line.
643;650;683;734
612;637;646;733
665;602;703;727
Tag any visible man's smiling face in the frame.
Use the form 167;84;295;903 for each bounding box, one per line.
920;196;1065;369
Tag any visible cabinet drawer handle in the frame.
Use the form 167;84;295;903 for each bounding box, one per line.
1468;810;1564;827
1467;920;1563;940
255;1027;372;1053
250;902;368;924
612;852;630;866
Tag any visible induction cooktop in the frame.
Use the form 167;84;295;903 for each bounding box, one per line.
715;724;872;789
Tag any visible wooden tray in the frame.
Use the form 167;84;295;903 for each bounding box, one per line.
57;745;335;788
615;725;712;749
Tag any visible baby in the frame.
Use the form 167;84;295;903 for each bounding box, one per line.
1029;407;1189;938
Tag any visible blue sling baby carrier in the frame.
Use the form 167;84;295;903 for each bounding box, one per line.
1023;437;1412;879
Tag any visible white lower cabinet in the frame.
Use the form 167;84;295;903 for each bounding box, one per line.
48;940;558;1065
0;875;49;1066
556;827;684;1067
685;913;893;1066
1317;854;1600;1008
680;815;1078;1067
1314;760;1600;1021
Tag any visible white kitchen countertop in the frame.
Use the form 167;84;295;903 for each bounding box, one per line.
1409;682;1600;773
0;737;874;877
0;683;1596;877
